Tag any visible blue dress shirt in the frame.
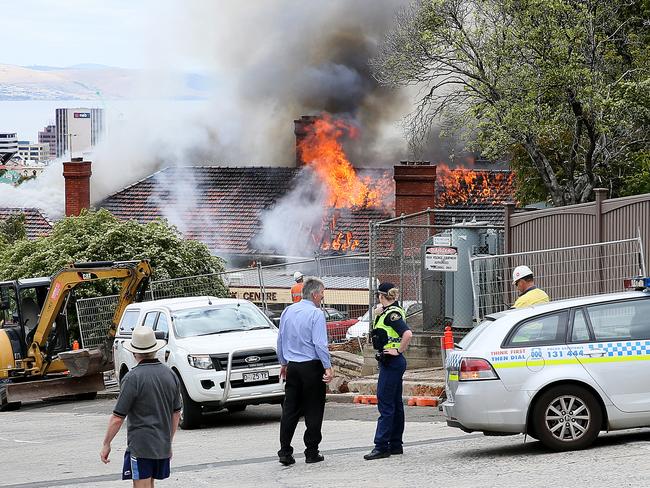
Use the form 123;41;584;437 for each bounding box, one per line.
277;299;331;369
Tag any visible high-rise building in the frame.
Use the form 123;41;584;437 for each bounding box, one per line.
18;141;50;163
38;124;57;159
0;132;18;163
55;108;104;158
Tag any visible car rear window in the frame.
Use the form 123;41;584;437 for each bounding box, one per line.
118;309;140;336
459;318;494;349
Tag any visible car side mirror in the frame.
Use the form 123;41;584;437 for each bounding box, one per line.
272;317;281;327
154;330;168;341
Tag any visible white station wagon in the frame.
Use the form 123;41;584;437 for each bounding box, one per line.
442;286;650;450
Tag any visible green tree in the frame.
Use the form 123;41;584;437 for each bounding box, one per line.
0;209;227;298
0;213;27;245
373;0;650;205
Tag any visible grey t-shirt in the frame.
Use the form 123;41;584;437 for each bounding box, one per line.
113;359;181;459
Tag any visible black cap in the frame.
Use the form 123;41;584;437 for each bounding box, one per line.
377;282;395;294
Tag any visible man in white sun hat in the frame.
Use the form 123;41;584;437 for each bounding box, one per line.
512;265;550;309
100;326;181;487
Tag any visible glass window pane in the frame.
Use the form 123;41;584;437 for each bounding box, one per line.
155;314;169;333
510;313;565;346
587;299;650;341
119;310;140;335
571;309;590;342
143;312;158;328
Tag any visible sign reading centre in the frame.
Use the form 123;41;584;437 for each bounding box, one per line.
425;246;458;272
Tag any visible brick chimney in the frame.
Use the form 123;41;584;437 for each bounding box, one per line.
63;157;92;217
294;115;317;167
393;161;436;216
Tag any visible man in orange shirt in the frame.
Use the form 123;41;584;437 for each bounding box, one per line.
291;271;304;303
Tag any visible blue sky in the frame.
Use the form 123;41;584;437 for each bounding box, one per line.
1;0;172;68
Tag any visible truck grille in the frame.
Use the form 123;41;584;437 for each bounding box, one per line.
210;348;279;371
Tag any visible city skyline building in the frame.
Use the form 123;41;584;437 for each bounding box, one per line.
0;132;18;164
38;124;57;159
18;141;50;163
55;108;104;158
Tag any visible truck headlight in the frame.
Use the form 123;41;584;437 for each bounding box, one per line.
187;354;213;370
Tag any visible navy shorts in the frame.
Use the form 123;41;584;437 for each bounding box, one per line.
122;451;170;480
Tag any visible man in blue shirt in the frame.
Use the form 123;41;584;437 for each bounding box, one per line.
277;277;333;466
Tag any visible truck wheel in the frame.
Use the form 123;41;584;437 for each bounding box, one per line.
227;405;246;413
532;385;601;451
179;379;202;430
0;401;21;412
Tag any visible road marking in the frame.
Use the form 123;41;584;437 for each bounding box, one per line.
2;433;483;488
0;436;43;444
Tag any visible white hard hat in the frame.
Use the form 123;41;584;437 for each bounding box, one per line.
512;265;533;284
293;271;303;281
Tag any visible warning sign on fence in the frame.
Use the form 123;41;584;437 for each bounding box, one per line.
424;246;458;271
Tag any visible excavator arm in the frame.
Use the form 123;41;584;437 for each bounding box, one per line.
26;260;152;377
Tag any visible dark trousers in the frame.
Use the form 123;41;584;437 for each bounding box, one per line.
278;360;326;457
373;354;407;451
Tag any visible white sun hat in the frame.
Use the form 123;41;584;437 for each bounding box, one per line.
123;326;166;354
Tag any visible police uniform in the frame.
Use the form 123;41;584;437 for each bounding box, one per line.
371;302;410;454
513;286;549;309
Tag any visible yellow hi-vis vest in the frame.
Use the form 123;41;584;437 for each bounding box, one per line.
513;287;550;309
373;305;406;349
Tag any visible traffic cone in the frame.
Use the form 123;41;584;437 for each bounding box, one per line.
443;326;454;350
72;340;80;350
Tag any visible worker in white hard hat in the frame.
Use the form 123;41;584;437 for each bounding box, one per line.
291;271;304;303
512;265;550;309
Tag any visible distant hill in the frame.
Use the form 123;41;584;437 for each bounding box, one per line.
0;64;212;101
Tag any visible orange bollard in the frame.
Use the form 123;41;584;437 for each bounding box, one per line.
72;340;80;350
443;326;454;350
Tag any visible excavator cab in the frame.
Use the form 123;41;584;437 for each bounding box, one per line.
0;277;68;363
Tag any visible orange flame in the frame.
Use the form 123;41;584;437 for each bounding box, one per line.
435;163;515;206
321;231;359;251
298;114;392;209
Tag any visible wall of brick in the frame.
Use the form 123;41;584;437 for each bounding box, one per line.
393;162;437;216
63;158;92;217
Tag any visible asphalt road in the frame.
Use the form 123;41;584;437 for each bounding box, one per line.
2;398;650;487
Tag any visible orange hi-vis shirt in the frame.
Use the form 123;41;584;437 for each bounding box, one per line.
291;282;304;303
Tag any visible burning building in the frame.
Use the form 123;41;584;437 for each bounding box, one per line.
98;114;515;266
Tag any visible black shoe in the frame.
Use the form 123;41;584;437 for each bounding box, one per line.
305;453;325;463
278;454;295;466
390;447;403;455
364;449;391;460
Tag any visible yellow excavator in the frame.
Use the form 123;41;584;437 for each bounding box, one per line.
0;260;152;410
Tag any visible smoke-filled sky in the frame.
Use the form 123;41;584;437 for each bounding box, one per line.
1;0;475;240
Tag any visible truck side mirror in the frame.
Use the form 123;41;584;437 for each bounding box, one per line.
154;330;168;341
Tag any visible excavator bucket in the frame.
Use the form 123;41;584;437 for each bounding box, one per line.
58;347;111;377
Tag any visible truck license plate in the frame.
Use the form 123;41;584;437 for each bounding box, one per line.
243;371;269;383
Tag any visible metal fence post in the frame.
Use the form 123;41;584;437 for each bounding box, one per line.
399;215;405;307
257;262;267;314
315;254;322;279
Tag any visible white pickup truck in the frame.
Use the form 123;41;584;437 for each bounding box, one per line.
113;296;284;429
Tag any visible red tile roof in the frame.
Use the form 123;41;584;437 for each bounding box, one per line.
99;166;514;256
0;207;52;239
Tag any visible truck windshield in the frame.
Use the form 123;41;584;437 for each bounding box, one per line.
173;303;272;338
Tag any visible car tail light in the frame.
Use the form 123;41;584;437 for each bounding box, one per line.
459;358;499;381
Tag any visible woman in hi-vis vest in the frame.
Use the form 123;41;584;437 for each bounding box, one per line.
365;282;413;460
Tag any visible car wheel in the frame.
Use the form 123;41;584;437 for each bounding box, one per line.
227;405;247;414
178;378;202;430
532;385;602;451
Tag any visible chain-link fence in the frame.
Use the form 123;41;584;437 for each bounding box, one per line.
369;208;504;332
77;254;372;347
470;237;647;320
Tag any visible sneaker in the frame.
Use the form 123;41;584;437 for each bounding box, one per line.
278;454;295;466
305;453;325;463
